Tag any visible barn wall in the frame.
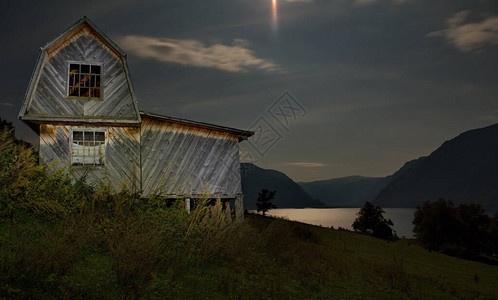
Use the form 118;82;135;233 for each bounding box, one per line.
40;124;71;169
25;27;138;121
39;124;140;192
106;126;140;192
140;117;242;197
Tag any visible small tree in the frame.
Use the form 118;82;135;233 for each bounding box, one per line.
256;189;276;216
352;201;394;240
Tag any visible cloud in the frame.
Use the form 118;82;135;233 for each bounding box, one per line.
0;102;13;107
286;162;325;167
285;0;313;2
428;11;498;52
119;35;280;73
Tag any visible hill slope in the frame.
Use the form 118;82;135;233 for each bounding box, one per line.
241;163;325;209
374;123;498;212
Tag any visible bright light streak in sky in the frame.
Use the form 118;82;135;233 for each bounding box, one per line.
271;0;278;35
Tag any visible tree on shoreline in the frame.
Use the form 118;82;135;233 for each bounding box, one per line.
256;189;277;216
352;201;395;240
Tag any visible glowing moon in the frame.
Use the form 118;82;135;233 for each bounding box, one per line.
272;0;278;34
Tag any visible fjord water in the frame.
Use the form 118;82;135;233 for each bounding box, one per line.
263;208;417;238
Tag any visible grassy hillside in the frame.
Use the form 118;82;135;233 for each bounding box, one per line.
1;208;497;299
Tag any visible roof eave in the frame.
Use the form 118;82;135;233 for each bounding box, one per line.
140;111;254;138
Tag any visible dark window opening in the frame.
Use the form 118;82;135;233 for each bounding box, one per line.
68;63;102;98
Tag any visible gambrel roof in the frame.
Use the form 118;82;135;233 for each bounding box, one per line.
19;16;141;124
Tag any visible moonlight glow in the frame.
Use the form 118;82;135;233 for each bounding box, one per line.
271;0;278;35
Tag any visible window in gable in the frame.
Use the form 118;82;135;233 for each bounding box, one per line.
71;128;106;166
68;63;102;98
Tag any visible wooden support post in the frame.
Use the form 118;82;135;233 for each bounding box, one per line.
235;194;244;223
185;197;191;213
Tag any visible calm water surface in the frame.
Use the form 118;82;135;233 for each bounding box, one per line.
260;208;416;238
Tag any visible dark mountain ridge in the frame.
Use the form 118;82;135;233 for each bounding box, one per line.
374;123;498;213
299;157;427;207
299;176;386;207
299;123;498;213
240;163;325;209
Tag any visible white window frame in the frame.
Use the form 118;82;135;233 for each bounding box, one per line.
66;61;104;99
70;127;108;166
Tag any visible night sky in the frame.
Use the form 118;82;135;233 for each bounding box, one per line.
1;0;498;182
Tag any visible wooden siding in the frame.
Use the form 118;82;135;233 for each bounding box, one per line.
24;27;139;121
40;124;71;169
141;117;242;197
39;124;140;192
105;126;140;192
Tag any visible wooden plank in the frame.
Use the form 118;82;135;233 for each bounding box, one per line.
40;124;71;169
143;121;184;194
106;126;140;192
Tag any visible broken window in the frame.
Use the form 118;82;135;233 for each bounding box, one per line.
68;63;102;98
72;129;106;166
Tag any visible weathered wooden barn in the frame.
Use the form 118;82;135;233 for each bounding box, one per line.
18;17;253;219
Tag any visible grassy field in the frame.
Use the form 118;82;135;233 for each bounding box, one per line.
1;206;497;299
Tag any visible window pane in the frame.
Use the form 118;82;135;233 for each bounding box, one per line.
95;75;101;88
80;88;89;97
94;88;100;98
81;64;90;73
73;131;83;141
95;132;105;141
69;74;74;86
80;74;89;87
69;87;78;97
70;64;79;74
84;131;94;141
91;65;101;74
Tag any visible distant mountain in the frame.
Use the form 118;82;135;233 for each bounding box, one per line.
374;123;498;213
240;163;325;209
299;176;387;207
298;157;428;207
243;123;498;212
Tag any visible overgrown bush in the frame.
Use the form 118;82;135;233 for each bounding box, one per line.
0;121;94;219
413;198;496;257
0;123;40;218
